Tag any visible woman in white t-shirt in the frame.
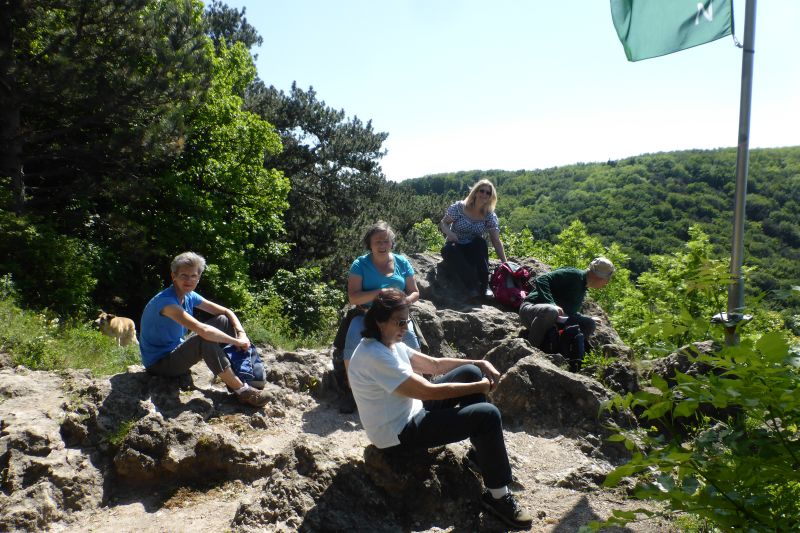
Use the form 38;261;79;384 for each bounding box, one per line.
439;179;508;299
347;288;532;529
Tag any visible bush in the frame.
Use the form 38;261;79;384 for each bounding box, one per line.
0;213;98;318
593;327;800;531
242;267;345;349
404;219;442;254
0;295;138;375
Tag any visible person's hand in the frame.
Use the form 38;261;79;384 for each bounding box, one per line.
592;316;602;325
445;231;459;243
235;332;251;352
557;306;565;316
476;360;501;389
478;377;493;394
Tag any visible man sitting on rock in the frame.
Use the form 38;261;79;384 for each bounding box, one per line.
518;257;615;349
348;288;533;529
139;252;270;407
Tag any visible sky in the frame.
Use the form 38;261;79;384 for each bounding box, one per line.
221;1;800;182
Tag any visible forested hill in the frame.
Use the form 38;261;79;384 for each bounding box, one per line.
401;146;800;297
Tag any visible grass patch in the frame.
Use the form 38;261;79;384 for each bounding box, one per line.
243;297;334;351
0;297;139;375
108;418;136;448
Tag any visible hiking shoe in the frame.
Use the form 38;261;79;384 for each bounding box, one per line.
481;491;533;529
237;386;270;407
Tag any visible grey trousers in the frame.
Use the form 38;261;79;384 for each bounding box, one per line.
147;315;233;377
519;303;596;348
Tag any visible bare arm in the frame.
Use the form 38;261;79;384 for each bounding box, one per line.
404;275;420;304
347;274;383;306
488;230;507;263
161;303;248;350
409;351;501;388
440;215;458;243
394;372;491;401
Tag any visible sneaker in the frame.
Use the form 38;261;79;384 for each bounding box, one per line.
237;386;270;407
481;491;533;529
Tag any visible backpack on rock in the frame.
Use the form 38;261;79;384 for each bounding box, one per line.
489;261;532;310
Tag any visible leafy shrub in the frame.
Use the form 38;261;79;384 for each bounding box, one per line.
594;330;800;531
0;213;97;318
404;219;442;254
242;267;345;348
0;296;137;374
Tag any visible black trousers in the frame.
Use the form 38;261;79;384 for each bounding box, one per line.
441;237;489;293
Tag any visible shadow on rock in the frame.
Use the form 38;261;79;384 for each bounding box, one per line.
232;436;500;532
551;494;636;533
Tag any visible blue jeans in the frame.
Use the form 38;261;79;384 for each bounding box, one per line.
395;364;513;489
343;314;419;361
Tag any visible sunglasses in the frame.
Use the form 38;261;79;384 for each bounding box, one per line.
477;188;492;195
394;318;410;327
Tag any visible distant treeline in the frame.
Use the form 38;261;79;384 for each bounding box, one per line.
1;2;797;325
400;146;800;308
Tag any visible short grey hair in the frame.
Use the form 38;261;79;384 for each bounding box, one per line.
171;252;206;274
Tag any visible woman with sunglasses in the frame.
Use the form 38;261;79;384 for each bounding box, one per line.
347;288;532;529
334;221;421;413
439;179;507;299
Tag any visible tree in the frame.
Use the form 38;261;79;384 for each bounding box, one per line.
244;81;388;277
204;0;262;53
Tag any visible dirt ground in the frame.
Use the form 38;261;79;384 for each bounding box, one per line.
53;388;676;533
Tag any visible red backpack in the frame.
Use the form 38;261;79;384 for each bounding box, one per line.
490;261;532;310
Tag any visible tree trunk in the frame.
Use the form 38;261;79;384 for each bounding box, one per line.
0;0;24;214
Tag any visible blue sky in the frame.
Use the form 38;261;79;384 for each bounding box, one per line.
222;1;800;181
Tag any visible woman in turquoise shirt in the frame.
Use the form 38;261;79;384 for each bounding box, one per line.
342;221;420;371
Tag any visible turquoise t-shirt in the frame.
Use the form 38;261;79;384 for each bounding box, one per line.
349;253;414;294
139;286;203;367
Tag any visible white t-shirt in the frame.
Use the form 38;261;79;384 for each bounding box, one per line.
348;338;424;449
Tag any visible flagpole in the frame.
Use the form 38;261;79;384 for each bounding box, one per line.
724;0;757;345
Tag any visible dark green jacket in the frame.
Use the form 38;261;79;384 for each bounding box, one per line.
523;267;587;316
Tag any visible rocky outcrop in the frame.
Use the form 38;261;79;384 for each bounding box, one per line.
0;253;647;532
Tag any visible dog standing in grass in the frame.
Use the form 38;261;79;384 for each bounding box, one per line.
95;311;139;347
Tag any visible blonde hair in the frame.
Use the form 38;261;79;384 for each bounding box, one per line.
464;179;498;215
171;251;206;274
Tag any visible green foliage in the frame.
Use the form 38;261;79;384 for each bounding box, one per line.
0;213;98;318
0;294;138;375
245;82;388;278
242;267;345;349
531;220;640;321
405;219;442;254
405;148;800;318
501;228;538;260
595;331;800;531
108;419;136;449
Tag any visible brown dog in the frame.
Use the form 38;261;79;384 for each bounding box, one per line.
95;311;139;347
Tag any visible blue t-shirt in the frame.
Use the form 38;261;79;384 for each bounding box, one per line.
349;253;414;296
139;286;203;367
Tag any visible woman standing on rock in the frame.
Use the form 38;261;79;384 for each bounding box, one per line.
439;179;507;299
348;288;533;529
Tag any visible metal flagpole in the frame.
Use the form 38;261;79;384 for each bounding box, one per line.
719;0;757;345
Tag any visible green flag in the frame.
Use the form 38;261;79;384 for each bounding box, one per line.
611;0;734;61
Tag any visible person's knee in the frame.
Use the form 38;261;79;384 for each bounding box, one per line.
461;363;483;383
208;314;230;331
